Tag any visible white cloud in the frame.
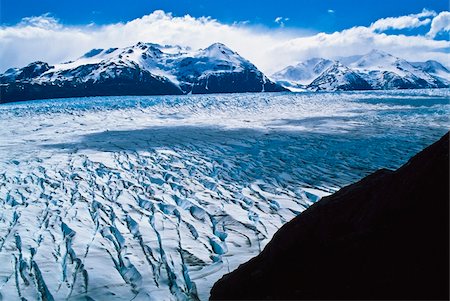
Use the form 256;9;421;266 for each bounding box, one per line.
274;16;289;27
370;16;430;31
413;9;437;18
370;9;436;31
0;9;449;75
427;11;450;38
328;9;335;14
270;26;450;72
18;14;62;29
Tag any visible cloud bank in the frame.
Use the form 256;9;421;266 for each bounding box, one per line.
369;9;435;31
0;9;449;74
427;11;450;38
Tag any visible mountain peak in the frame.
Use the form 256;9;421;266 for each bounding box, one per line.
271;50;449;91
412;60;450;73
308;61;372;91
328;61;346;68
82;48;104;58
366;49;391;57
26;61;51;67
0;41;285;102
203;42;236;55
361;49;396;62
352;49;400;69
206;42;229;49
271;58;335;86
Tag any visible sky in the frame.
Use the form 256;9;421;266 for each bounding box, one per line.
0;0;449;73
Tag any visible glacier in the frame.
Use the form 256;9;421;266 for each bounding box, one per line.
0;90;449;300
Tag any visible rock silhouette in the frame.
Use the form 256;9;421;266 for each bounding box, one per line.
211;132;449;300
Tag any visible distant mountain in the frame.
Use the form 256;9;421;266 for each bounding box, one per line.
308;62;372;91
411;60;450;85
348;50;446;89
272;49;450;91
0;42;285;103
271;58;333;91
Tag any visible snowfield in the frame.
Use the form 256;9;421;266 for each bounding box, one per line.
0;90;449;300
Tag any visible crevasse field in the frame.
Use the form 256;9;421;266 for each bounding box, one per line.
0;90;449;301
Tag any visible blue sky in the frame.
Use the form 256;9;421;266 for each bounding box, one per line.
2;0;448;32
0;1;449;73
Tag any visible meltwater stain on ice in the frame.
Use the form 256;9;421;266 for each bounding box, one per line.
0;90;448;300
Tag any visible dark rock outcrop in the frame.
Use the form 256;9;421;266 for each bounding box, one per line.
189;70;285;94
0;67;183;102
210;133;449;300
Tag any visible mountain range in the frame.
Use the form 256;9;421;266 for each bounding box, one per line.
1;44;449;103
0;42;285;103
272;49;450;91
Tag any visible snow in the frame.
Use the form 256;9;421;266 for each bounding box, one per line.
271;58;334;86
350;49;402;73
347;50;438;85
411;61;450;83
432;70;450;83
0;90;449;300
50;48;121;74
307;62;368;91
25;42;255;89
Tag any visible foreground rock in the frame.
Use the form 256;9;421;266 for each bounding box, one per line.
210;133;449;300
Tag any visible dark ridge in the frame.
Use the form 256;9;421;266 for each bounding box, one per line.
82;48;103;58
210;132;449;300
189;71;285;94
0;70;285;104
0;71;184;103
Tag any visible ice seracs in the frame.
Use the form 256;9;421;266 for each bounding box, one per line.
272;49;450;91
0;90;448;301
0;42;285;103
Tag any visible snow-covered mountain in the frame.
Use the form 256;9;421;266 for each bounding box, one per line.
271;58;334;91
272;50;450;91
411;60;450;85
0;42;285;103
308;62;372;91
348;50;446;89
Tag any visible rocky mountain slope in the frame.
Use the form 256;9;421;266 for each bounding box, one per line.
210;132;449;300
271;58;334;91
0;42;285;103
307;62;372;91
272;50;450;91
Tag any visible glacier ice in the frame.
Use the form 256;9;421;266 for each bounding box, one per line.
0;90;449;300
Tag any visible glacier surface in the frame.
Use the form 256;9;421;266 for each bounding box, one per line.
0;90;449;300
